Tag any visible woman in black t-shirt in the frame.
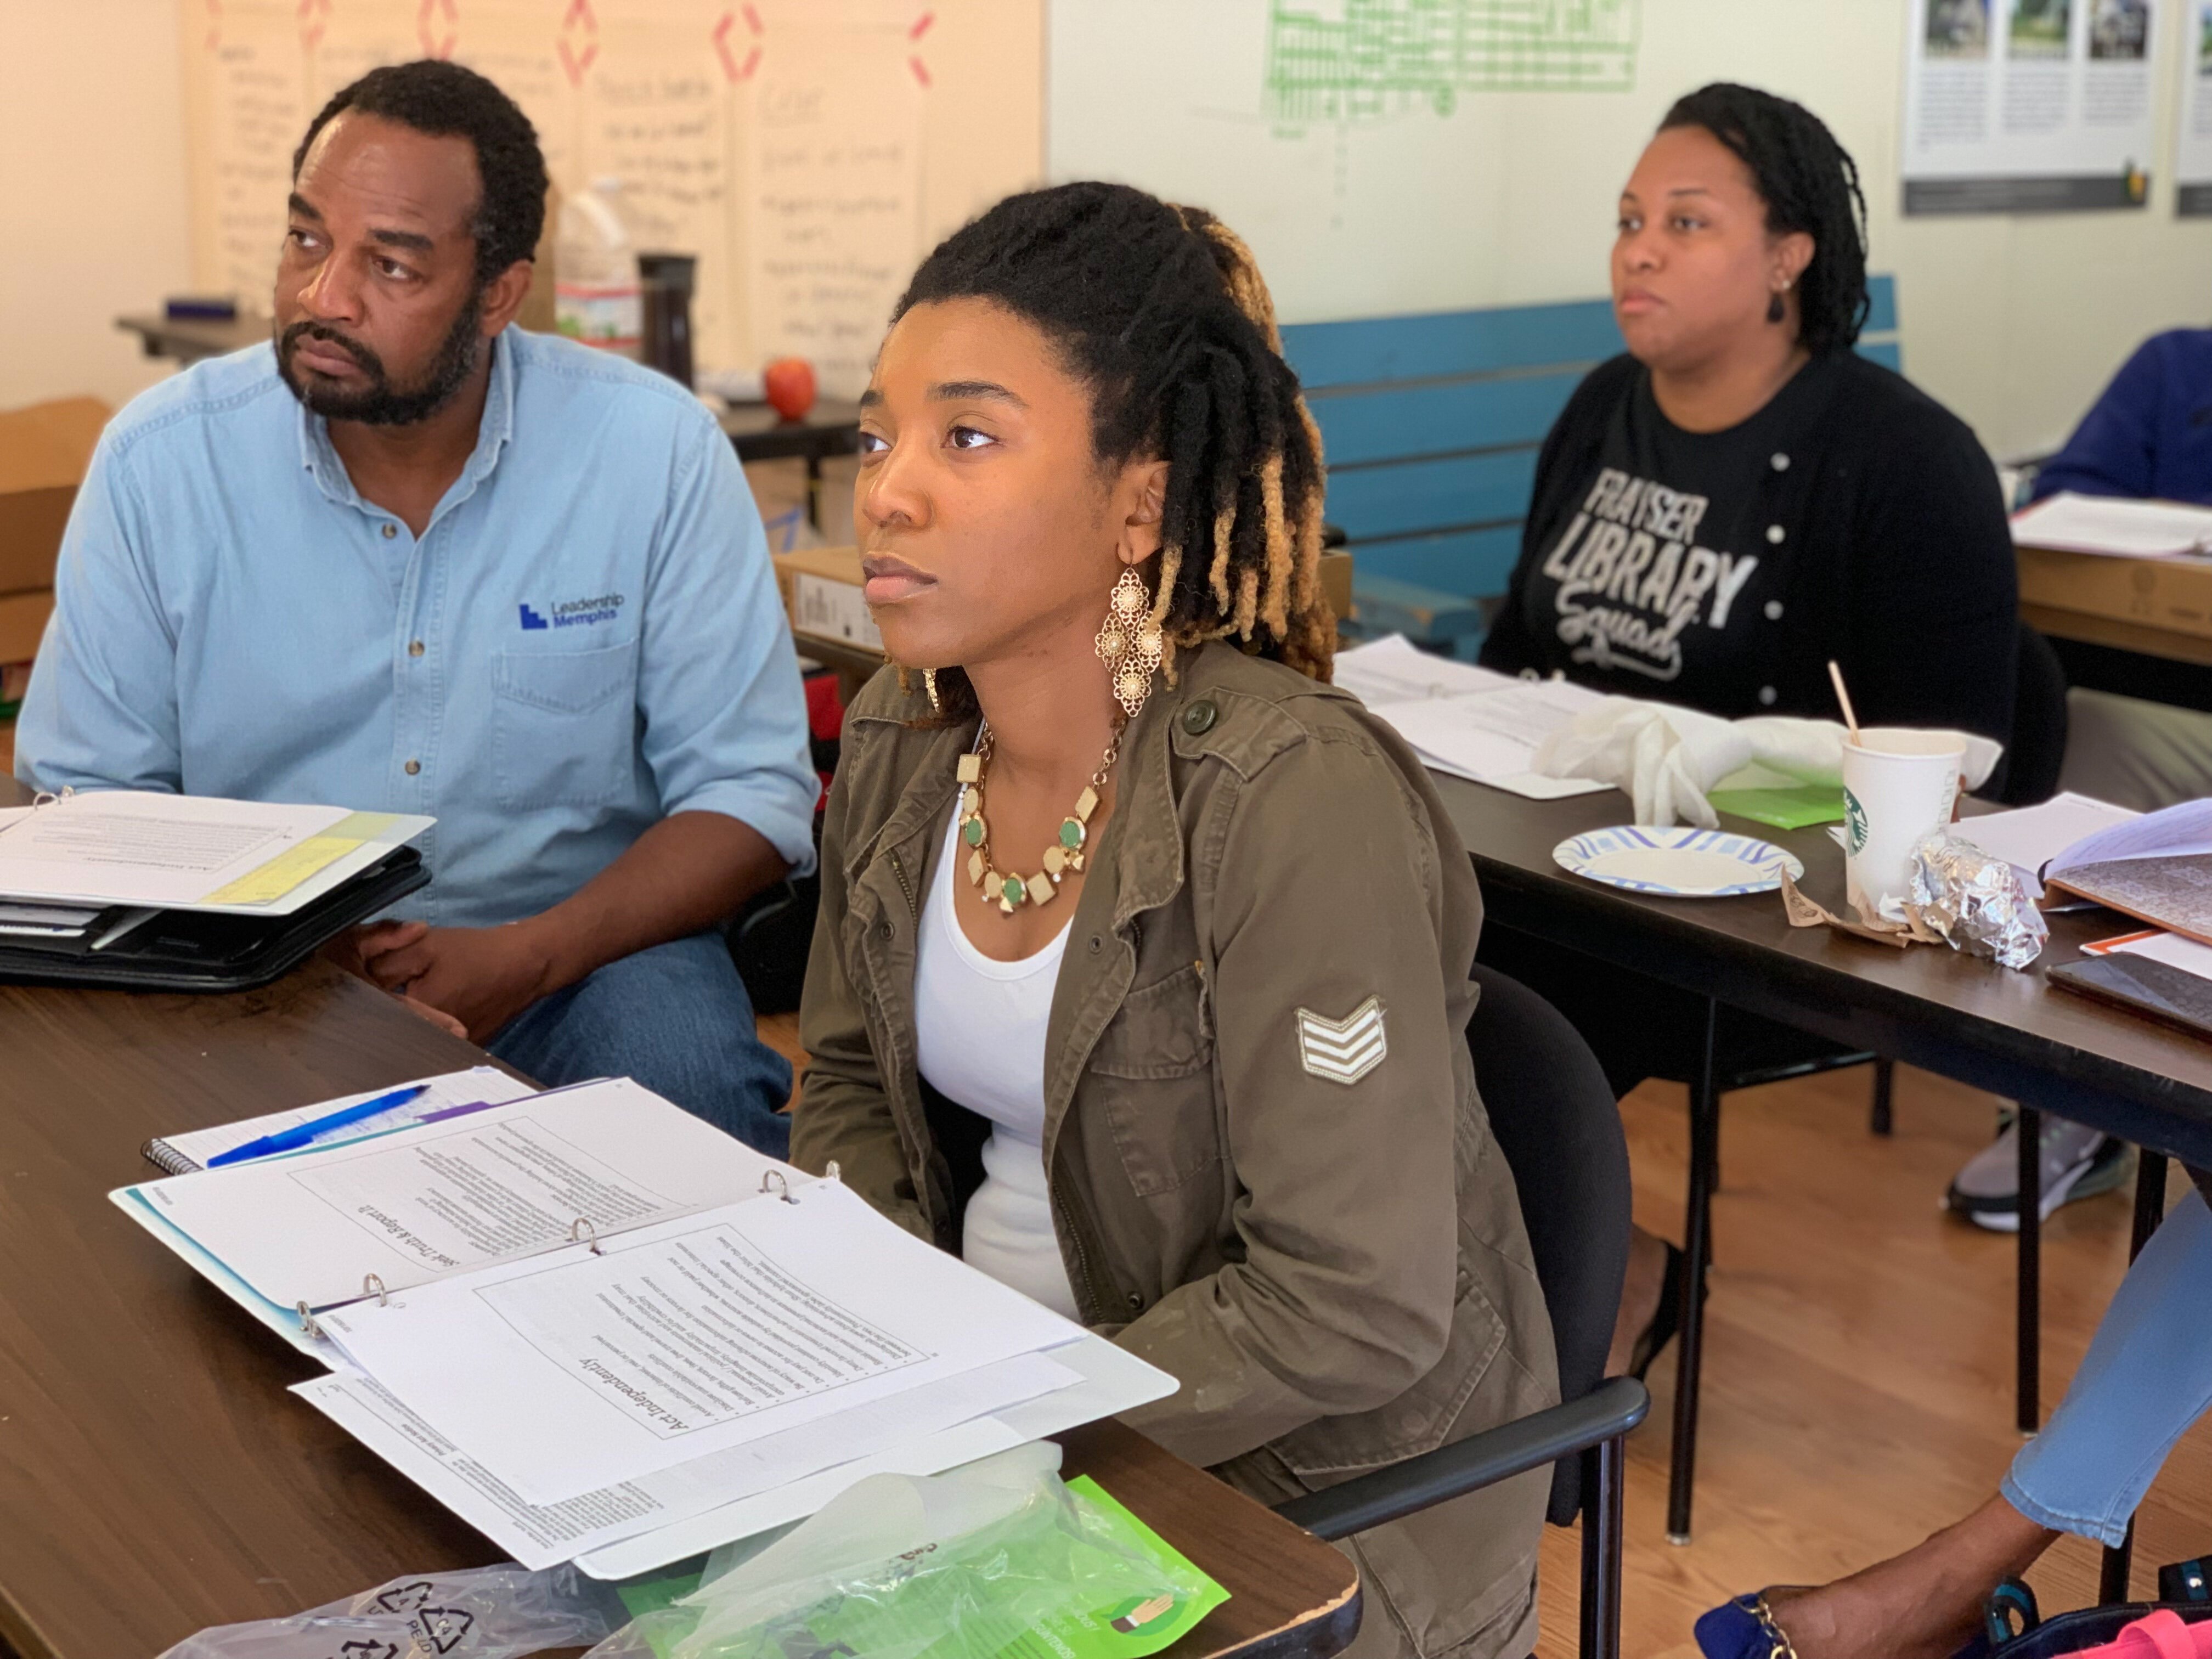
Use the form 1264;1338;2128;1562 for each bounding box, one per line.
1483;84;2016;730
1478;86;2023;1379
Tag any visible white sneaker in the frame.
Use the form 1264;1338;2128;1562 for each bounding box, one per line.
1945;1113;2130;1233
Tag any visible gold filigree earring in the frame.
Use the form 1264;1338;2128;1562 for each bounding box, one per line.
1094;567;1163;719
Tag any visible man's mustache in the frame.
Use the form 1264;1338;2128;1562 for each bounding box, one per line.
280;320;384;379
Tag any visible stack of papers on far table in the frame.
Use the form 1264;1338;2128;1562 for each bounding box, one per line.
1334;635;1612;800
2011;493;2212;558
112;1078;1173;1576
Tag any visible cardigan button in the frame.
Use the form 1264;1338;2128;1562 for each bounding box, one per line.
1765;524;1786;544
1764;600;1784;620
1181;699;1218;736
1770;453;1791;472
1758;686;1778;707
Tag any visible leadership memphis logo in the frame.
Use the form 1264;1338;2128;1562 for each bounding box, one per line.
520;592;625;630
1538;468;1763;682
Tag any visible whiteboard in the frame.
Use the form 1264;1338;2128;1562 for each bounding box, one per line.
179;0;1043;394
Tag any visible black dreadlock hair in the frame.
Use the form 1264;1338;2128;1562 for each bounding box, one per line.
293;60;548;287
890;180;1332;718
1660;82;1870;356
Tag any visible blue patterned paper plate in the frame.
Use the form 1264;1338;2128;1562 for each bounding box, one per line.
1551;825;1806;898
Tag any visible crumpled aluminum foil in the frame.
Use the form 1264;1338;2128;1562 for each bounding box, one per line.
1908;834;2049;970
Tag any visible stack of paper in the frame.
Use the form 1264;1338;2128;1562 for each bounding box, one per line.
2011;493;2212;559
1334;635;1612;800
112;1078;1172;1577
0;791;432;913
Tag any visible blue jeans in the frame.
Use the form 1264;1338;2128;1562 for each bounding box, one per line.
487;932;792;1158
2002;1188;2212;1548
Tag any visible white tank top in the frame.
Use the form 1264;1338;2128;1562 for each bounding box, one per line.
912;809;1081;1320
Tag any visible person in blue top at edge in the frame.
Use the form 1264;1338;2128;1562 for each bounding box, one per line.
13;60;817;1156
2032;326;2212;504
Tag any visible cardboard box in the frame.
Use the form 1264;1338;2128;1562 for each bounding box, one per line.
0;396;110;667
772;546;1355;660
2016;543;2212;642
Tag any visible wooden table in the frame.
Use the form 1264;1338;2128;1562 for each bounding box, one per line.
0;959;1357;1659
1441;777;2212;1166
1440;772;2212;1544
2022;601;2212;713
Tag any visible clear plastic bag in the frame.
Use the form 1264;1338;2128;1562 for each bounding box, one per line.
157;1561;622;1659
590;1442;1227;1659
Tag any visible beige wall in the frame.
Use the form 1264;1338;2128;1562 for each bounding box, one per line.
0;1;194;414
1049;0;2212;461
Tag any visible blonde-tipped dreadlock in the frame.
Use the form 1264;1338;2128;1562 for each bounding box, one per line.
889;181;1334;716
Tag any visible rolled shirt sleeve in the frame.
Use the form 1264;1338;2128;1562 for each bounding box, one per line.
636;418;821;876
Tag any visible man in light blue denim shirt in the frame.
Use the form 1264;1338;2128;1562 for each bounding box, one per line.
15;61;816;1154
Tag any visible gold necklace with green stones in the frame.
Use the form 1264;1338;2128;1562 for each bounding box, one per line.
955;719;1122;915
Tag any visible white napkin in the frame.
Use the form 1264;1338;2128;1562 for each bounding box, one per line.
1533;697;2004;829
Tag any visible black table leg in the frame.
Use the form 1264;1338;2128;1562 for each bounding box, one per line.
805;452;825;531
2018;1105;2041;1435
1668;998;1721;1545
2099;1149;2170;1605
1871;1058;1895;1137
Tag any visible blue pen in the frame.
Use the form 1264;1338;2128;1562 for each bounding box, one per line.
206;1083;432;1167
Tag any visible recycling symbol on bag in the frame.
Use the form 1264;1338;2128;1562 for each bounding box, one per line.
410;1607;476;1654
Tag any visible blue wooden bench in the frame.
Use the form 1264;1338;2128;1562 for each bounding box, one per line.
1282;277;1902;654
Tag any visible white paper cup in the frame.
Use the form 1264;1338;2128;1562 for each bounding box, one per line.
1842;727;1965;916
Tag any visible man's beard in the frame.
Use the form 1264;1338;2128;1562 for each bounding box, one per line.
276;291;485;427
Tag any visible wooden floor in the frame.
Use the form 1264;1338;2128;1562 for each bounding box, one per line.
760;1017;2212;1656
1536;1064;2211;1659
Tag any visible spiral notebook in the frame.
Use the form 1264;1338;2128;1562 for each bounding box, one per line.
139;1066;535;1175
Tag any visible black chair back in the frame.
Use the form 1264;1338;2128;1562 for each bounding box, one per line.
1992;623;2069;806
1467;963;1634;1525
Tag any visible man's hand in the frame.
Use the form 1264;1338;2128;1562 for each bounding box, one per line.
353;919;557;1044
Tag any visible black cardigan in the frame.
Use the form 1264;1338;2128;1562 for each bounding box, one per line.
1480;352;2019;747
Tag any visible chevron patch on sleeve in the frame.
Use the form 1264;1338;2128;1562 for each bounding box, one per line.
1295;996;1388;1085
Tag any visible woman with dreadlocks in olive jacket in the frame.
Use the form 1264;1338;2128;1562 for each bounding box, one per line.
791;181;1558;1659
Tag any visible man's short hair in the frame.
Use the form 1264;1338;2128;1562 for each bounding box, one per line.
292;60;548;285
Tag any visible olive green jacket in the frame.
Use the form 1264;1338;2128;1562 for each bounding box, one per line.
792;642;1558;1659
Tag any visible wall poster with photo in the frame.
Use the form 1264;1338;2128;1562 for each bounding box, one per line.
2175;0;2212;210
1901;0;2159;211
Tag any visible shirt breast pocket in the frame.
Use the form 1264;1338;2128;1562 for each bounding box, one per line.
490;637;639;809
1086;962;1219;1197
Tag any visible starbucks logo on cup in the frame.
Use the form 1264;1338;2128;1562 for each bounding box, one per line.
1844;788;1869;854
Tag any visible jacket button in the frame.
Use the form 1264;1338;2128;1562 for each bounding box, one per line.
1088;935;1103;954
1127;1292;1143;1311
1181;700;1218;736
878;922;894;941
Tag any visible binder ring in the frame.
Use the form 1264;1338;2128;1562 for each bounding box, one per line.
761;1169;797;1204
570;1217;603;1255
295;1300;326;1341
363;1273;389;1307
826;1161;841;1182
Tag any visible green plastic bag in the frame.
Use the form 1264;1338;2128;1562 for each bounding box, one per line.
593;1443;1227;1659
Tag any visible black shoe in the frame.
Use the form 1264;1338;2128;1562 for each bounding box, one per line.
1627;1242;1707;1382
